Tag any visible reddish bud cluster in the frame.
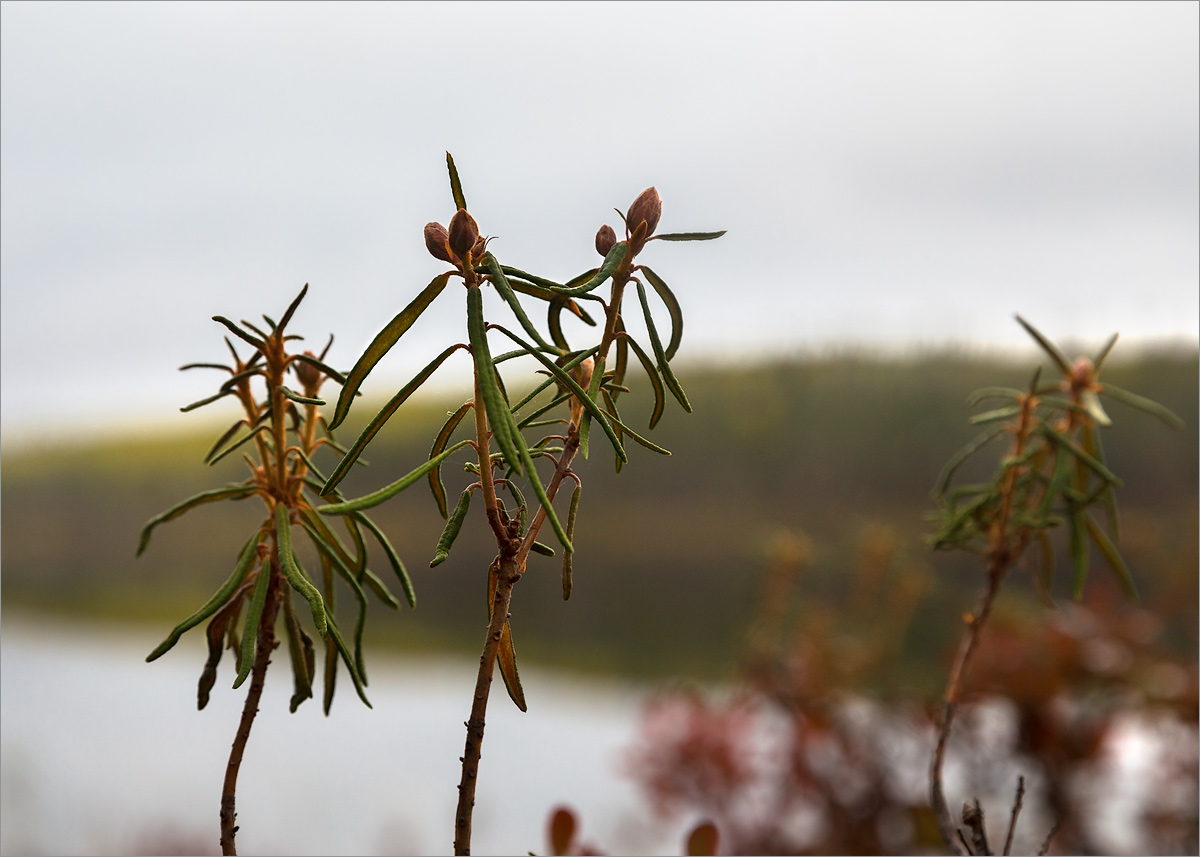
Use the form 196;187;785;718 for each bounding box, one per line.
425;208;487;268
596;187;662;259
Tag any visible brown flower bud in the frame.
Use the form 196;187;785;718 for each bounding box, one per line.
626;187;661;238
448;208;479;259
294;350;321;390
424;222;453;263
595;224;617;257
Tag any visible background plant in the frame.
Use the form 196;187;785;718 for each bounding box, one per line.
137;286;413;855
927;316;1183;854
314;154;722;854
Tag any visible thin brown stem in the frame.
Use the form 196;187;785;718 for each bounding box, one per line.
931;557;1004;855
932;399;1039;853
453;553;520;855
219;566;280;856
1004;775;1025;856
452;266;629;854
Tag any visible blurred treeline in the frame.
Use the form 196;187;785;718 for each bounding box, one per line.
3;350;1195;690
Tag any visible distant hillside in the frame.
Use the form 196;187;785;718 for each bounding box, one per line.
3;351;1195;686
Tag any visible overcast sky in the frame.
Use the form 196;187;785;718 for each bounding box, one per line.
2;1;1197;444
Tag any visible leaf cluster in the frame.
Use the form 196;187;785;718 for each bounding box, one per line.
929;317;1183;601
139;287;413;714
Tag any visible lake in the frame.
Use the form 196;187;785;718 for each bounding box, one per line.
0;616;698;856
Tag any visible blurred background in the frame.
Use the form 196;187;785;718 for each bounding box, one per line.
2;2;1196;855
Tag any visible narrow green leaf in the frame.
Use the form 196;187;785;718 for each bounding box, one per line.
180;389;234;413
217;366;264;393
137;483;257;556
933;423;1009;498
510;349;593;414
635;280;691;414
301;523;370;684
428;403;473;519
605;411;672;456
1039;425;1123;486
321;344;465;495
280;385;325;406
1082;511;1138;600
639;266;684;361
204;419;249;464
291;353;347;385
620;334;666;429
563;484;581;600
487;559;527;712
146;533;262;661
197;596;245;710
499;266;566;291
1015;315;1071;376
446;151;467;211
320;554;338;715
467;287;523;473
361;567;402;610
548;297;573;351
1092;331;1119;371
485;253;554;351
212;315;265;350
180;362;233;372
649;230;727;242
208;425;270;467
325;613;371;708
283;591;315;712
319;440;474;515
517;392;572;430
970;405;1022;425
276;505;328;635
1087;426;1120;542
232;559;273;689
552;243;628;297
1100;383;1184;430
1068;508;1089;599
239;319;271;341
431;489;473;567
578;356;606;460
328;271;452;430
493;325;626;464
966;387;1025;407
502;478;527;531
504;413;571;551
277;283;308;331
350;512;415;606
1037;447;1074;522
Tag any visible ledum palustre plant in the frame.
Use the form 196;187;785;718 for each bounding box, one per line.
926;316;1183;855
138;286;415;856
315;154;723;854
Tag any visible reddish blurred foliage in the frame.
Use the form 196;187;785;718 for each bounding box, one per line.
624;528;1198;855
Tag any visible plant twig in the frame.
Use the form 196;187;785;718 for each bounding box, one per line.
219;569;280;856
962;798;991;856
1037;820;1060;856
930;564;1003;855
1003;776;1025;856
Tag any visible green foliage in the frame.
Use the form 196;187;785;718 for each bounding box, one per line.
137;287;403;715
930;317;1183;600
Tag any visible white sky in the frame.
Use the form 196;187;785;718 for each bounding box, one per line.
2;1;1197;443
